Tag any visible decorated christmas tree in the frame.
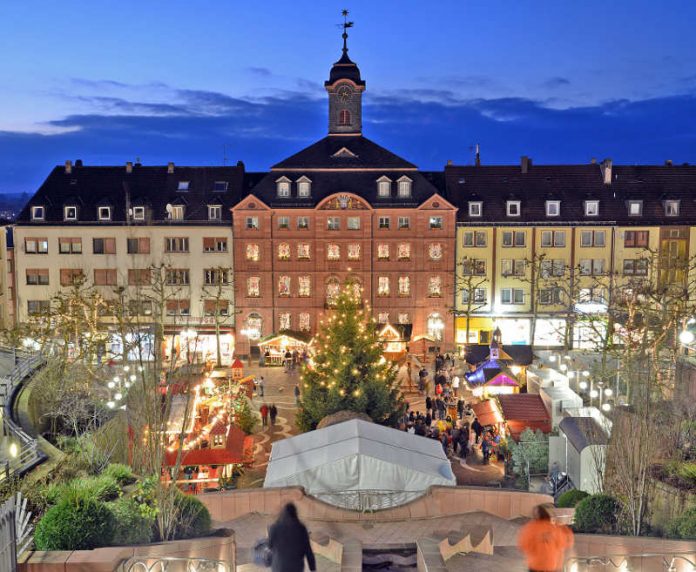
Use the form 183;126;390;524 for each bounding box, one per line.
296;286;404;431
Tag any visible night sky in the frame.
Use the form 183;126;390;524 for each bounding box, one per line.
1;0;695;193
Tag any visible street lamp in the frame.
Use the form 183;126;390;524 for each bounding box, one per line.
679;330;695;345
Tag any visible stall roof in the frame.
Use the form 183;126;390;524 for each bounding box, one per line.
498;394;550;421
164;425;252;467
465;344;534;366
472;399;504;426
559;416;608;452
258;334;309;347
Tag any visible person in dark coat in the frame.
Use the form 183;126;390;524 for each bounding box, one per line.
457;399;464;419
269;404;278;426
425;395;432;414
471;418;483;441
268;503;316;572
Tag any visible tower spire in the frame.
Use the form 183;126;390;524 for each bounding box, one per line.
341;9;353;57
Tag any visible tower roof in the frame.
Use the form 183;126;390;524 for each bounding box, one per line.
325;12;365;87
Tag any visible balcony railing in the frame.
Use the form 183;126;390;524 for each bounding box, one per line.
564;553;696;572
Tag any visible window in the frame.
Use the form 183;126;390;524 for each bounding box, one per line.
279;312;292;331
94;269;117;286
502;259;525;276
204;299;229;317
27;300;50;315
299;313;311;332
427;314;445;341
247;277;260;297
276;177;291;198
462;259;486;276
98;206;112;221
378;276;390;296
506;201;521;217
580;230;606;247
25;238;48;254
213;181;228;192
166;300;190;317
327;244;340;260
165;269;190;285
347;216;361;230
502;231;526;247
297;243;311;259
246;313;263;336
579;288;606;305
628;200;643;216
624;230;649;248
298;276;311;297
540;287;563;305
585;200;599;216
378;216;390;229
397;177;412;198
398;276;410;296
428;276;442;297
128;269;150;286
177;181;190;191
540;230;566;248
212;434;225;448
208;205;222;221
277;216;290;229
278;275;291;297
540;259;566;278
297;216;309;229
246;216;259;230
501;288;524;305
297;177;311;198
165;237;189;253
462;288;487;304
277;243;290;260
326;278;340;305
398;216;410;229
31;206;45;221
204;268;230;285
203;237;227;253
623;259;649;276
377;244;390;260
93;238;116;254
579;259;605;276
429;216;443;229
545;201;560;217
59;238;82;254
377;178;391;198
63;206;78;221
378;312;389;324
246;243;260;261
26;269;49;285
347;244;360;260
398;313;410;324
170;205;185;220
327;217;340;231
429;243;443;261
665;200;680;216
468;202;482;217
132;206;146;221
397;243;410;260
338;109;351;125
463;231;487;247
60;268;84;286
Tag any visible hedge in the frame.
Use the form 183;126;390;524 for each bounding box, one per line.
573;494;620;534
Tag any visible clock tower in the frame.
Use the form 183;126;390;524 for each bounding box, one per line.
325;12;365;135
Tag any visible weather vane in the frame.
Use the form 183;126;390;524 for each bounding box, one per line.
340;9;354;55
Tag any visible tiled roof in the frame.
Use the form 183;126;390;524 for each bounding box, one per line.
498;394;550;421
164;425;252;467
446;163;696;225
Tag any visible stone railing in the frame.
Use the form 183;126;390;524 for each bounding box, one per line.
565;552;696;572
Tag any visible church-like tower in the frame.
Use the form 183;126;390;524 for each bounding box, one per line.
324;17;366;135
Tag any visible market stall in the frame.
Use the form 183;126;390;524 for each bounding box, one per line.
258;333;309;366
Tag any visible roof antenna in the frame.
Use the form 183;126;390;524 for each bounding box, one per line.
223;144;228;166
475;143;481;167
340;9;354;56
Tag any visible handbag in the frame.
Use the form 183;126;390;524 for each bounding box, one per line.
253;538;273;567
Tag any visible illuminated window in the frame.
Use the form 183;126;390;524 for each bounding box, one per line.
297;243;310;259
397;243;410;260
398;276;410;296
278;275;291;297
428;276;442;297
298;276;311;297
327;244;340;260
585;201;599;216
398;313;410;324
378;277;390;296
279;312;291;330
326;278;340;305
397;177;412;198
297;177;311;197
347;244;360;260
246;243;260;261
299;313;310;331
277;243;290;260
501;288;524;304
247;277;260;297
378;312;389;324
429;243;443;260
377;244;390;260
427;313;444;340
276;177;291;198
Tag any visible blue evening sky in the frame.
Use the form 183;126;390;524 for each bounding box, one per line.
0;0;695;193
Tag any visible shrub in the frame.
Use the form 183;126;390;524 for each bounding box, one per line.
573;494;620;534
666;507;696;540
34;497;116;550
110;498;154;546
103;463;136;486
45;475;121;505
557;489;590;508
172;493;211;540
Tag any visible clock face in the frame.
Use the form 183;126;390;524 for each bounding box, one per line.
337;86;353;102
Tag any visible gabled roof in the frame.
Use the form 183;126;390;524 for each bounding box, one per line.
164;425;252;467
465;344;533;366
498;394;550;421
559;416;608;451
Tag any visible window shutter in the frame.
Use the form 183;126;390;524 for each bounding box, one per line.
105;238;116;254
139;237;150;253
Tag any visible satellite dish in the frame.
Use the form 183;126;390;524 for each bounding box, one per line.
165;203;173;218
128;208;133;216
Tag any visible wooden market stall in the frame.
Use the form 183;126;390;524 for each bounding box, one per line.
378;323;412;361
258;333;309;366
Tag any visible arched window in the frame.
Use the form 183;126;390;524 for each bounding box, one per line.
339;109;351;126
326;277;340;306
245;313;263;339
427;313;445;341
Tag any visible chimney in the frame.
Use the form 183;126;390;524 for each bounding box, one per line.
590;157;597;164
75;159;83;168
601;158;613;185
446;159;453;166
65;160;72;174
475;143;481;167
167;162;175;174
126;161;133;173
665;159;673;167
521;155;531;174
236;160;245;170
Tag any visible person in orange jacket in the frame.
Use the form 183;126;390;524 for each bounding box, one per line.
517;503;574;572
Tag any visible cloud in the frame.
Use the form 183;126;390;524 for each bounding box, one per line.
542;77;571;89
246;67;273;77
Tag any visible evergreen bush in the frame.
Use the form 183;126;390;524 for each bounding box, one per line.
172;493;212;539
666;507;696;540
34;497;116;550
103;463;136;486
110;498;154;546
557;489;590;508
573;494;620;534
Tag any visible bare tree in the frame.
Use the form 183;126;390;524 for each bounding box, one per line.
453;258;488;345
200;265;235;367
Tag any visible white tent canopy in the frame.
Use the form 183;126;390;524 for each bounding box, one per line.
264;419;456;510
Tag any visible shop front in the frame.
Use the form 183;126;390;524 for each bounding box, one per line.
163;327;235;366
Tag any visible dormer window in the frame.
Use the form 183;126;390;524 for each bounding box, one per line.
132;206;146;221
64;206;78;221
169;205;185;220
506;201;521;217
627;200;643;216
585;200;599;216
177;181;190;192
665;200;680;216
98;206;112;221
208;205;222;221
213;181;228;192
468;202;482;217
397;176;412;198
545;201;560;217
377;176;392;198
276;177;291;198
31;206;45;221
297;177;312;198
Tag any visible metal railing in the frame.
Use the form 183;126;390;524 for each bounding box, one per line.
311;489;428;512
564;553;696;572
122;556;231;572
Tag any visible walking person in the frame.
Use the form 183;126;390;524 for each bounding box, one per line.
258;376;265;397
260;403;269;427
268;502;316;572
425;395;432;416
269;404;278;427
293;384;301;404
518;504;574;572
451;374;460;397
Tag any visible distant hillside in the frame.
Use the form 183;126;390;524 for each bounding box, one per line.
0;192;30;221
